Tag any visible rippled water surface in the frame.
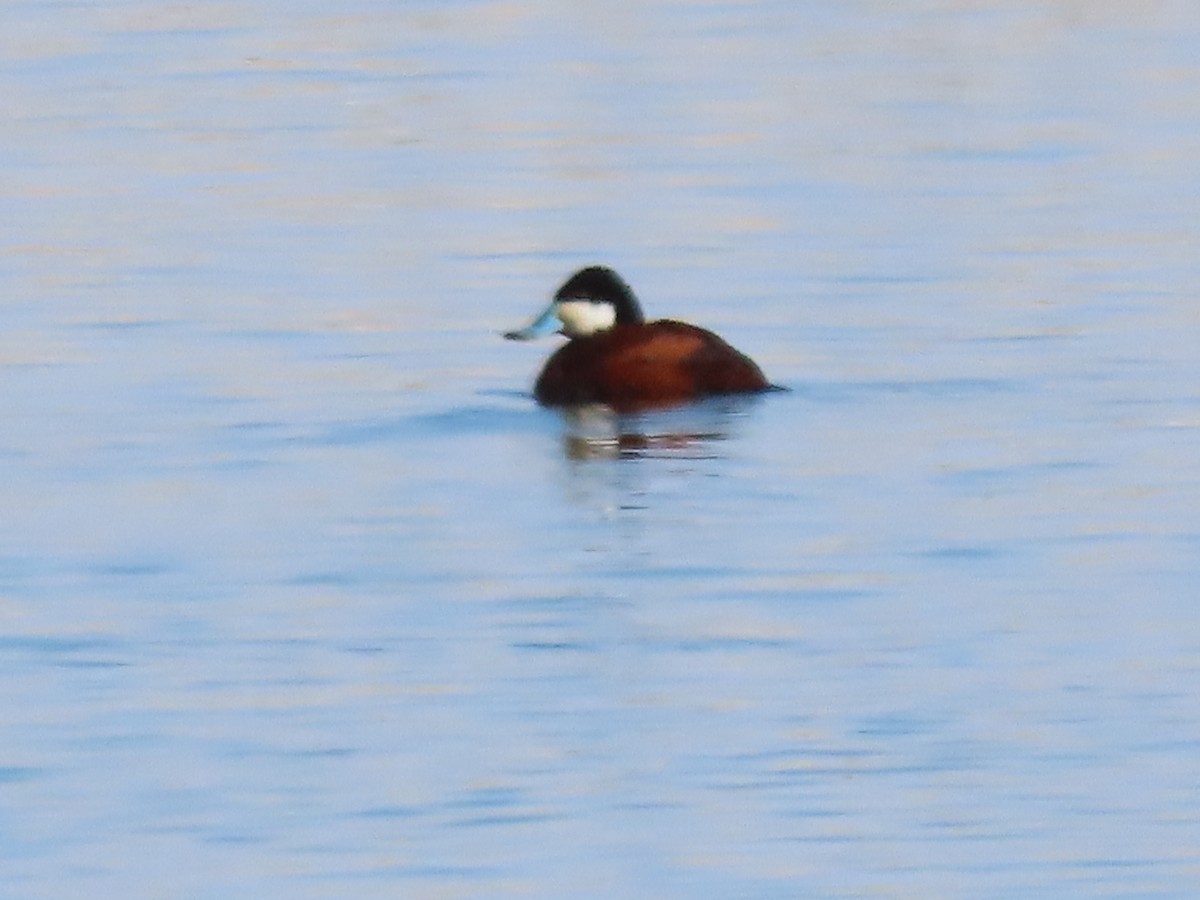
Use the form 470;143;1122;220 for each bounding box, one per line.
4;2;1200;897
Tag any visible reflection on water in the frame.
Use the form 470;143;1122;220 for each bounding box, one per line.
557;397;767;460
4;0;1200;897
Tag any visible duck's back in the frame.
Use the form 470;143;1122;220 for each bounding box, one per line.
534;320;770;409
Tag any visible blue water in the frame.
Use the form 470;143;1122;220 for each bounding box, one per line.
3;2;1200;897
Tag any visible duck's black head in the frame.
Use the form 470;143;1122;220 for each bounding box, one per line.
552;266;645;329
505;265;645;341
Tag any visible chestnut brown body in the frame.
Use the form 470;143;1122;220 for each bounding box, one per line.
534;319;771;410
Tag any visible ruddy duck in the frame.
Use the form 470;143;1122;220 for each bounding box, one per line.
505;266;774;410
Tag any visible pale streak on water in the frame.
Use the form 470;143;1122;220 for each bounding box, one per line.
2;1;1199;897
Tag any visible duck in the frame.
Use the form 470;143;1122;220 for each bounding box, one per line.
505;266;775;410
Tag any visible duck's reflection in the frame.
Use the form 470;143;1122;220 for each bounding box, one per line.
557;396;764;460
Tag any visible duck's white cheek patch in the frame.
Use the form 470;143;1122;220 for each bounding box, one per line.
556;300;616;337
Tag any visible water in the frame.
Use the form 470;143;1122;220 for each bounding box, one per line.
3;2;1200;897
